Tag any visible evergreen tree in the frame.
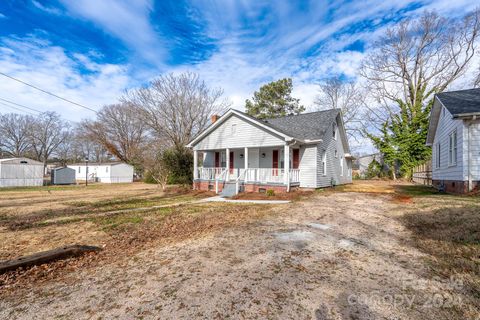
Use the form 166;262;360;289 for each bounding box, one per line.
246;78;305;119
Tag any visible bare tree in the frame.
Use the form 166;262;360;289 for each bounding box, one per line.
82;102;149;168
70;126;109;162
28;112;70;170
360;10;480;127
124;72;230;149
0;113;33;157
314;76;366;141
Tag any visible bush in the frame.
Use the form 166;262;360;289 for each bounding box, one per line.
161;147;193;185
365;159;383;179
266;189;275;196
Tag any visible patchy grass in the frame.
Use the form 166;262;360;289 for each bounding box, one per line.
0;184;104;193
401;199;480;303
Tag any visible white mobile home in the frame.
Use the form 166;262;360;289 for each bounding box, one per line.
0;158;44;188
187;108;353;195
68;162;134;183
426;88;480;193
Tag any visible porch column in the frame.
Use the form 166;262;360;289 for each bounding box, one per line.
193;150;198;180
244;147;249;183
226;148;230;181
284;144;290;191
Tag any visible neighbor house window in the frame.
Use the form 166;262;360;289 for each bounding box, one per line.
340;156;344;176
332;123;337;140
78;166;81;173
436;142;441;168
322;150;326;175
106;166;109;173
449;130;457;166
334;149;338;158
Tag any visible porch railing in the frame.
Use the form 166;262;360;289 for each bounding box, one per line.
197;167;300;184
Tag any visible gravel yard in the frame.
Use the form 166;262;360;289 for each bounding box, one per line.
0;181;479;319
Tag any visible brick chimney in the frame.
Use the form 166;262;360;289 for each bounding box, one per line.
211;114;220;124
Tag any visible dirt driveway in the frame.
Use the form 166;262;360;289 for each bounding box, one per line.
1;184;478;319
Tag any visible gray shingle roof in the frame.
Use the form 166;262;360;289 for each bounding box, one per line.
437;88;480;116
261;109;340;140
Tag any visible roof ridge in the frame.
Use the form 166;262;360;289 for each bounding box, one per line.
264;108;340;121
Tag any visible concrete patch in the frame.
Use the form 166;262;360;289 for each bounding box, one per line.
274;230;315;242
307;223;332;230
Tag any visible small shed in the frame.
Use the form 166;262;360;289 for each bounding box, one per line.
0;157;44;188
51;167;76;185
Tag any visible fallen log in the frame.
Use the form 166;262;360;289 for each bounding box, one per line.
0;245;102;274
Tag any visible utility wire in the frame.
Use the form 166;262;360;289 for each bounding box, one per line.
0;71;98;113
0;97;42;113
0;101;37;116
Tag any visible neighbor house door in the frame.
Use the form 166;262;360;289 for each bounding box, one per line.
215;152;220;168
293;149;300;169
229;151;234;174
272;150;279;176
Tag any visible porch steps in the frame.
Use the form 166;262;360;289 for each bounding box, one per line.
220;182;237;198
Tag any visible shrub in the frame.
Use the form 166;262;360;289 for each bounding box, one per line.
266;189;275;196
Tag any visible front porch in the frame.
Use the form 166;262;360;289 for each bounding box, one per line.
193;146;301;194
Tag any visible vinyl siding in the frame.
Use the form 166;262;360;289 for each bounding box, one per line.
194;114;285;150
432;106;464;181
299;145;317;187
316;116;352;187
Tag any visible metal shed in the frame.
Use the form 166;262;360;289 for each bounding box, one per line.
0;157;44;188
51;167;76;185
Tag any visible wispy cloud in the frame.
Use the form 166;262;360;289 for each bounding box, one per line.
59;0;165;67
31;0;63;15
0;12;6;19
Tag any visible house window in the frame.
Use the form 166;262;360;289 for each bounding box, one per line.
334;149;338;158
78;166;81;173
436;142;441;168
322;150;326;175
220;152;226;167
340;156;344;176
449;130;457;166
231;124;236;135
106;166;109;173
332;123;337;140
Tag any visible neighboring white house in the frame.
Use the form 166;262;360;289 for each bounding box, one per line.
0;157;44;188
426;88;480;193
68;162;134;183
187;108;353;195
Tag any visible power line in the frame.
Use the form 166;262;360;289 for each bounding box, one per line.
0;101;37;116
0;97;42;114
0;71;98;113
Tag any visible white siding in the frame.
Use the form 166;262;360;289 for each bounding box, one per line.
299;145;317;188
432;106;464;181
316;116;352;187
110;164;134;183
194;114;285;150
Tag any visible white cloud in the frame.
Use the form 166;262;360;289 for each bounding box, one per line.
59;0;165;66
32;0;63;15
0;35;130;121
0;12;6;19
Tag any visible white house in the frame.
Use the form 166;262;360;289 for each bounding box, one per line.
426;88;480;193
187;108;353;195
0;157;44;188
68;162;134;183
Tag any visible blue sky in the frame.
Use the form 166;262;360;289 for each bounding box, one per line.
0;0;477;131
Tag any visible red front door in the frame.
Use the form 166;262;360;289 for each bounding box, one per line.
293;149;300;169
229;151;234;174
272;150;279;176
215;152;220;168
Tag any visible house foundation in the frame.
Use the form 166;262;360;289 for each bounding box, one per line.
432;180;479;194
